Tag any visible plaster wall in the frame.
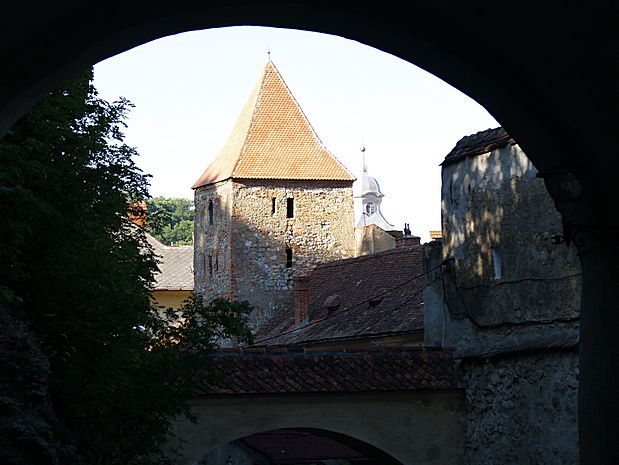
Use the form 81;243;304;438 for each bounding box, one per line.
424;144;581;464
169;391;465;465
355;224;396;256
151;290;193;310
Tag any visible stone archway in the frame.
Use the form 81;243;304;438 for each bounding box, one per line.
170;391;464;465
200;427;405;465
1;3;617;463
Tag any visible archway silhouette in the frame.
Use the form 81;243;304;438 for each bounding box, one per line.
1;3;617;463
200;427;404;465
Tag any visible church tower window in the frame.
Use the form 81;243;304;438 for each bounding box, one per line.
208;199;214;225
287;198;294;218
272;197;276;215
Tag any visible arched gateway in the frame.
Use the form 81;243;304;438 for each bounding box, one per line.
1;3;617;463
169;348;463;465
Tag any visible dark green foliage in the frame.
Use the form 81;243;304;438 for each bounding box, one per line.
0;70;253;465
146;196;194;245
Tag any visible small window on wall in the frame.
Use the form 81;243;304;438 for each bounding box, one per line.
285;248;293;268
208;255;213;276
287;198;294;218
271;197;276;215
208;200;214;225
492;248;502;280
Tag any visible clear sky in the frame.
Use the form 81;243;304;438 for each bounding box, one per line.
93;26;498;242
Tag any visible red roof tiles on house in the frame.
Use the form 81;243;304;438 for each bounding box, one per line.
442;127;516;166
192;61;355;188
198;347;458;395
256;245;426;346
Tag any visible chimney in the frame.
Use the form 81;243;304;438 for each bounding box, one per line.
294;275;310;326
396;222;420;247
128;201;147;228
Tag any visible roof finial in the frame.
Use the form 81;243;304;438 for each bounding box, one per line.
361;145;367;173
267;46;271;62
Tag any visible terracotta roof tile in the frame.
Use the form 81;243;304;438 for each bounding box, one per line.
256;246;426;345
192;61;355;188
197;348;458;395
442;127;516;166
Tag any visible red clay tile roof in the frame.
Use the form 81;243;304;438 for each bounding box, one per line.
256;246;426;346
192;61;355;188
197;347;458;395
442;127;516;166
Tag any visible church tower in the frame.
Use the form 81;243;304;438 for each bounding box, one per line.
356;147;394;230
192;61;356;330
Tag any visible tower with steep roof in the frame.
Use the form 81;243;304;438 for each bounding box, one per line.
192;61;356;330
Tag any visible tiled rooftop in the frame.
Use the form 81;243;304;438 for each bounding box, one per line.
256;246;425;346
146;234;193;291
192;61;355;188
197;347;458;395
442;127;516;166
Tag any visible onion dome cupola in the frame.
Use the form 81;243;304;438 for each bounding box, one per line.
355;147;394;230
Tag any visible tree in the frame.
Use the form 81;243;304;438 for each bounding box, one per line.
0;69;252;465
146;196;194;245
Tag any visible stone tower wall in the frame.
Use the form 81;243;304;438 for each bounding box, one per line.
194;179;355;330
194;182;234;301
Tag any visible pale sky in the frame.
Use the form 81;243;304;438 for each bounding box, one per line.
93;26;498;242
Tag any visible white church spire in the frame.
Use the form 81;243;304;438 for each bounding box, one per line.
355;147;394;230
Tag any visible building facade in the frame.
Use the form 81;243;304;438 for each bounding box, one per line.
192;61;355;329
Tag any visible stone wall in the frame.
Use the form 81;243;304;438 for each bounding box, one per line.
424;143;582;463
195;179;355;330
462;351;578;465
194;181;234;301
0;305;65;465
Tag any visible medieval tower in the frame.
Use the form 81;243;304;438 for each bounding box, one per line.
192;61;356;329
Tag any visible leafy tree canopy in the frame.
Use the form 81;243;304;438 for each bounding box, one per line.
0;69;252;465
146;196;194;245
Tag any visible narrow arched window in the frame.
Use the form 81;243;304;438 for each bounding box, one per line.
208;199;214;225
285;248;293;268
271;197;276;215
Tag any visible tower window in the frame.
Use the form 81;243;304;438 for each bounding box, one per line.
208;254;213;275
492;248;502;280
271;197;276;215
285;248;293;268
208;199;214;225
287;198;294;218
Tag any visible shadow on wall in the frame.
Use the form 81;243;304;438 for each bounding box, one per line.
440;145;582;327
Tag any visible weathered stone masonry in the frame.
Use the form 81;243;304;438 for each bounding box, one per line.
195;179;354;329
424;128;581;465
